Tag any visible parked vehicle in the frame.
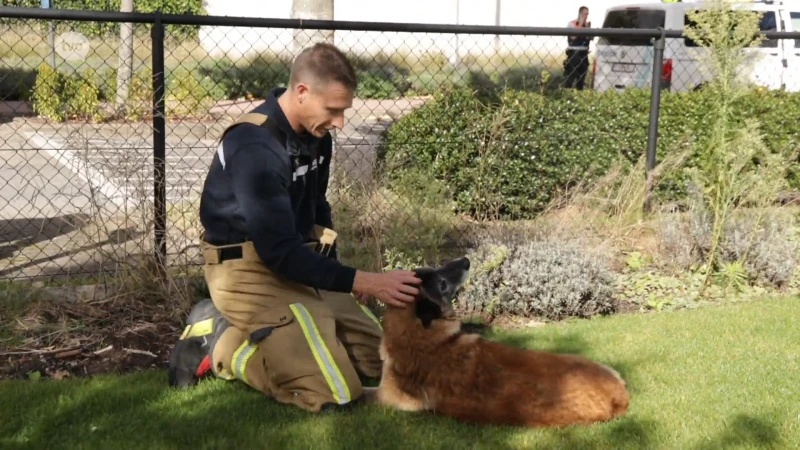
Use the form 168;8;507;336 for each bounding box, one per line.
591;0;800;92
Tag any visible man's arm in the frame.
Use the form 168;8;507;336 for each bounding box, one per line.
226;139;356;293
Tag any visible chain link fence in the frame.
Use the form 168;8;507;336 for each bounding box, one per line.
1;6;798;282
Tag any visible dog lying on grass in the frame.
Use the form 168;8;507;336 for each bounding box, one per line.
363;256;630;427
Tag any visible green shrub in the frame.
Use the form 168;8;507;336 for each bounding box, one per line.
31;63;63;120
28;62;231;122
0;0;206;41
660;208;799;289
197;55;291;100
32;65;104;121
405;68;462;96
356;70;406;99
124;67;154;121
0;67;37;101
380;86;800;220
166;67;219;118
456;234;617;321
331;166;462;273
62;68;103;121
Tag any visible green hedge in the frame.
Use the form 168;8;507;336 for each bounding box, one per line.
0;0;205;40
379;87;800;220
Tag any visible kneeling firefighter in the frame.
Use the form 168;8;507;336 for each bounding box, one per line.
167;42;423;413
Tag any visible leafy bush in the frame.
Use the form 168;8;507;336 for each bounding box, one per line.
166;67;221;118
456;234;617;321
675;0;800;289
721;214;799;288
197;55;291;100
32;64;102;121
660;209;799;289
1;0;205;41
31;63;62;120
615;267;707;312
0;67;37;101
30;63;227;121
62;68;103;121
380;86;800;220
331;167;462;272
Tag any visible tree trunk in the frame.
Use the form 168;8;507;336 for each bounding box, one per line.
291;0;335;55
115;0;134;116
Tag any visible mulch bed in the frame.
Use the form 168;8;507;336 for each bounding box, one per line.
0;321;179;381
0;284;188;381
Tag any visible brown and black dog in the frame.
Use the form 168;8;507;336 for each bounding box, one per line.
363;257;630;427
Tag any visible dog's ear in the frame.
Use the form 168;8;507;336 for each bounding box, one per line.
413;267;435;282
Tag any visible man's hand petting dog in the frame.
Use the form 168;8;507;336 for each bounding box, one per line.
353;269;421;308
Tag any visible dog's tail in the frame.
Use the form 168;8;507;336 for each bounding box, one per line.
598;362;630;418
610;387;630;417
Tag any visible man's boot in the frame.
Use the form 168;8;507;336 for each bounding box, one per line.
167;298;231;388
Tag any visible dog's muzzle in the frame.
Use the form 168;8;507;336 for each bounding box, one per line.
441;305;457;320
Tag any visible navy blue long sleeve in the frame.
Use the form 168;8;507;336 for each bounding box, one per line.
226;141;355;292
198;88;356;293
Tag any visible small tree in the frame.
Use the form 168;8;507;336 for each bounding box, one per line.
683;0;792;290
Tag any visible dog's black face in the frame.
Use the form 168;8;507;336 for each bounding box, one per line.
412;257;471;327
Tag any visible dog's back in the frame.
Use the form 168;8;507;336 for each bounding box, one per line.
441;337;629;427
382;308;629;427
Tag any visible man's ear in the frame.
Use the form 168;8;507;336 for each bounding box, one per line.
296;82;309;102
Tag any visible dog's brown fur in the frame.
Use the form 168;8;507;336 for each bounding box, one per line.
364;257;630;428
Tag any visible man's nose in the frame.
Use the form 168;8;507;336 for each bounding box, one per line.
331;115;344;129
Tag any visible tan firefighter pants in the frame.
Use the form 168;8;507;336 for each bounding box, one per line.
199;233;383;413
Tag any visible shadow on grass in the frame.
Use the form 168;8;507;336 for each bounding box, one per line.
692;413;785;450
485;329;651;398
0;368;661;450
483;328;592;355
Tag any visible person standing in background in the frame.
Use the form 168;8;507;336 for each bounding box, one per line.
563;6;591;90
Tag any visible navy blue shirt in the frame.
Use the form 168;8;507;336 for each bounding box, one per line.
198;87;357;293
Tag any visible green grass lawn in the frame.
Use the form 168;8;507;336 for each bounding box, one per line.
1;296;798;450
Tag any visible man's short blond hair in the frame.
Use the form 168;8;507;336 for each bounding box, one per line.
289;42;358;92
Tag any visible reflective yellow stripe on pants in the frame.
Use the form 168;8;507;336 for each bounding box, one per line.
231;339;259;385
289;303;352;405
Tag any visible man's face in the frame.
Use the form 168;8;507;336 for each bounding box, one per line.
296;80;353;138
579;9;589;21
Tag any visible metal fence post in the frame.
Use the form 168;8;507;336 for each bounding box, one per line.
644;28;666;213
151;12;167;276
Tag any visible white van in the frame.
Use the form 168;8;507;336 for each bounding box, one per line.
591;0;800;93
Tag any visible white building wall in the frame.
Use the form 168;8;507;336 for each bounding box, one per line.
197;0;664;60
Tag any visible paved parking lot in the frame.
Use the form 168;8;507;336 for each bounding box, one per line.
0;97;427;279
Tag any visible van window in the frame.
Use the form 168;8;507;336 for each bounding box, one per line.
684;10;778;48
791;12;800;48
601;8;666;46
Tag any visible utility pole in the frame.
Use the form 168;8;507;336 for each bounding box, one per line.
116;0;134;116
291;0;334;55
494;0;501;53
452;0;461;68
